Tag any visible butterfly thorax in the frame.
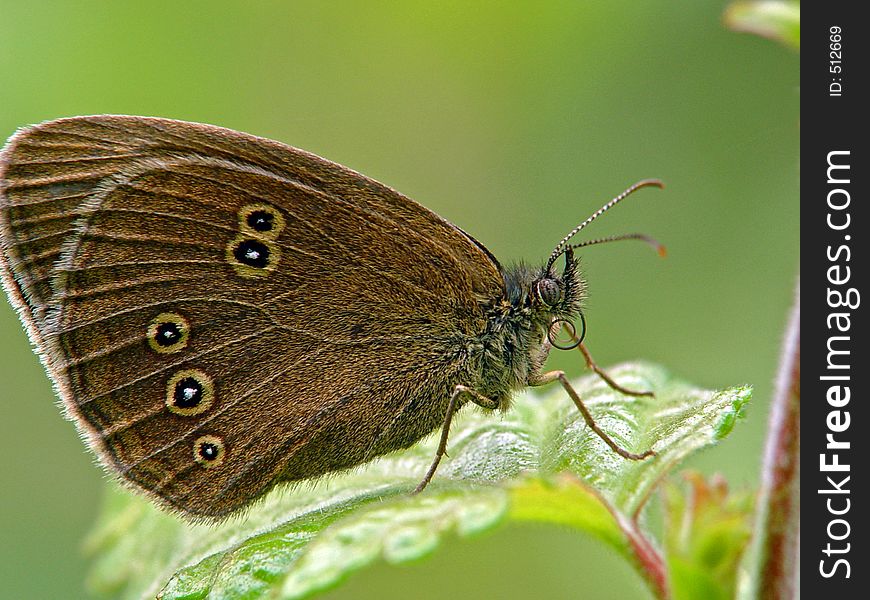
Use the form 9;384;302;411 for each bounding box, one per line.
469;256;585;405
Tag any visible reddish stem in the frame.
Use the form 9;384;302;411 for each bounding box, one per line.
613;509;670;599
559;473;670;599
755;282;800;598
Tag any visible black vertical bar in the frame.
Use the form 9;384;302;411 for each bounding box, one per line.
803;2;866;596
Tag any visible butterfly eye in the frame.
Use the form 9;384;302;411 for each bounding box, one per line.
535;278;562;307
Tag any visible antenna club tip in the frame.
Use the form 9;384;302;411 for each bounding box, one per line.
657;245;668;258
637;178;665;190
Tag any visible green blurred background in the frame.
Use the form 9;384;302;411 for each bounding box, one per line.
0;1;797;598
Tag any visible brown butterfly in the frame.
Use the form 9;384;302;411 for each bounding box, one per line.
0;116;662;520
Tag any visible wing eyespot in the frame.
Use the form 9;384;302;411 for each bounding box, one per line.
147;312;190;353
193;435;225;467
165;369;214;416
239;203;285;240
226;236;280;278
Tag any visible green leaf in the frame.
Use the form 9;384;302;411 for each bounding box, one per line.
82;363;750;600
724;1;801;51
663;472;755;600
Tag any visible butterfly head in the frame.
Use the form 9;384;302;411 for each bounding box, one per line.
531;179;666;351
532;247;586;349
532;246;584;316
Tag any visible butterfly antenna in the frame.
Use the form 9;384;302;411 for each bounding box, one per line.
570;233;667;257
546;179;664;272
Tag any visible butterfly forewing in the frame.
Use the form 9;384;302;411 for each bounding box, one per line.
0;116;503;518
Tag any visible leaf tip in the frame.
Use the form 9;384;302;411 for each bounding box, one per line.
713;386;752;440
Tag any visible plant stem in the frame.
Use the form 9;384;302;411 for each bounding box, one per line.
753;280;800;598
613;509;669;599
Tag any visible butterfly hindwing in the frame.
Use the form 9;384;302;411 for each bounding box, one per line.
0;116;504;518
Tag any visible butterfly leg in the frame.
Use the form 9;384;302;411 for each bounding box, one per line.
576;341;654;398
413;385;498;494
529;370;655;460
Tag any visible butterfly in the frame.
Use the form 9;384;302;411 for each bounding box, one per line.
1;116;661;519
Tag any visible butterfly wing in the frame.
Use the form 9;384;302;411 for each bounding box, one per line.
0;116;503;518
